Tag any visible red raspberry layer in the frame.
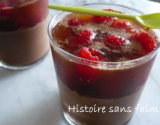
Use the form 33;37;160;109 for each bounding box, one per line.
111;20;132;32
68;19;84;26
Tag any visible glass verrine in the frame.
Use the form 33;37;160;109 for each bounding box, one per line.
48;3;160;125
0;0;49;70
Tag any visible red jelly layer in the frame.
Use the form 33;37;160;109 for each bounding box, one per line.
51;46;156;99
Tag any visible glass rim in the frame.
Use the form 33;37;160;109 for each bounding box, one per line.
48;2;160;67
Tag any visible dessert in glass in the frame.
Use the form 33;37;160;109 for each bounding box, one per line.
0;0;49;70
48;3;160;125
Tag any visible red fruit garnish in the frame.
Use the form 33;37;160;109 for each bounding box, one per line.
68;30;95;50
68;14;91;26
77;47;108;62
130;32;157;53
88;48;108;62
104;35;126;47
111;20;132;32
76;47;106;84
92;16;115;24
74;30;95;45
68;19;83;26
77;47;99;61
92;10;116;24
76;63;101;84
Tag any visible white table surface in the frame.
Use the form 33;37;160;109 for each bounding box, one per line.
0;0;160;125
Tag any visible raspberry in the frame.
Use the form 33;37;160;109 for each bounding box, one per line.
76;47;106;84
104;35;126;47
77;47;108;62
74;30;95;45
111;20;132;32
68;30;95;50
92;9;116;24
76;63;101;84
88;48;108;62
92;16;115;24
77;47;99;61
68;14;91;26
130;32;157;53
68;19;83;26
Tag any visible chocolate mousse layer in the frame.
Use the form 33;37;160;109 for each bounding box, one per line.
58;77;145;125
0;17;49;66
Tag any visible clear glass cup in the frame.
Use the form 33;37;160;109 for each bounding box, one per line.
48;3;160;125
0;0;49;70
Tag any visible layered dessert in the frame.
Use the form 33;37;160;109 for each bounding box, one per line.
50;8;159;125
0;0;49;67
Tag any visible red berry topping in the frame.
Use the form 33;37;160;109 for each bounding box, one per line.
76;47;106;84
88;48;108;62
68;19;83;26
111;20;132;32
92;15;115;24
77;47;108;62
69;30;95;50
74;30;95;45
68;14;92;26
92;10;116;24
104;35;126;47
130;32;157;53
77;47;99;61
